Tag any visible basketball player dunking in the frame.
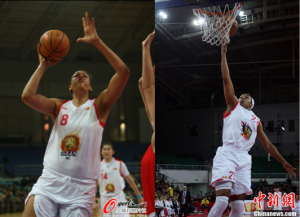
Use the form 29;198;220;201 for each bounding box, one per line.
21;12;130;217
97;143;143;217
139;30;155;217
208;44;296;217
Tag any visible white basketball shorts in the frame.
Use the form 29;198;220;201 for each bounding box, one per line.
211;146;253;196
100;191;129;217
25;166;96;217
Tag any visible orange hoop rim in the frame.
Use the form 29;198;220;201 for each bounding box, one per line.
194;2;242;16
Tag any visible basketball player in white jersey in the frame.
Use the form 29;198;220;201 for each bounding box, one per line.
97;143;143;217
273;187;282;210
21;12;130;217
208;44;296;217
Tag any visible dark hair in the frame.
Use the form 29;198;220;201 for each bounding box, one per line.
240;92;253;100
101;143;114;150
69;71;94;97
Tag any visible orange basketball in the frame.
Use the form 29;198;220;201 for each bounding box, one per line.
39;30;70;61
217;15;238;37
230;18;238;37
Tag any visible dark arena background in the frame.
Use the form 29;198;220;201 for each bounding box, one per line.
0;1;154;216
155;0;299;216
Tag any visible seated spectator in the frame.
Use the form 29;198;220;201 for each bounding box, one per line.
164;195;169;205
211;193;216;202
292;185;298;194
188;197;197;215
201;196;210;213
193;197;199;202
167;185;173;196
155;196;164;217
161;187;167;195
172;196;179;215
198;191;203;197
208;196;212;202
175;197;180;215
272;182;276;189
166;197;175;215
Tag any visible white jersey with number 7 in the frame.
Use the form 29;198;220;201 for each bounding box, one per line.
43;99;105;180
99;158;130;196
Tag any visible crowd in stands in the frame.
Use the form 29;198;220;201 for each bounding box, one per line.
155;178;219;216
0;176;38;213
249;177;299;200
155;177;299;216
0;172;142;214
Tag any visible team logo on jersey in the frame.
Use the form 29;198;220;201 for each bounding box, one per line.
62;107;67;110
85;107;90;110
60;128;82;157
241;121;252;140
106;182;115;193
113;168;117;170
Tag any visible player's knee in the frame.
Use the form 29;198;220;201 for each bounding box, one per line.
229;200;244;217
208;196;228;217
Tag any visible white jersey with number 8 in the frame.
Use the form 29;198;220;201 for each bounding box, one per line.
44;99;105;180
99;158;129;196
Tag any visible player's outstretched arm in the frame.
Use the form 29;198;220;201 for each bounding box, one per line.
22;45;64;121
257;122;296;177
139;67;155;130
77;12;130;123
124;175;144;204
139;77;152;128
221;44;238;113
140;31;155;130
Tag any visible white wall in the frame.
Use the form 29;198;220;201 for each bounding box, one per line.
164;169;211;184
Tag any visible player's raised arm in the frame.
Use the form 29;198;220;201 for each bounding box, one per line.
221;44;238;113
21;45;64;121
139;67;155;130
140;31;155;130
76;12;130;123
257;122;296;177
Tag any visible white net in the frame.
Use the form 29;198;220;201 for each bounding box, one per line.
193;2;242;46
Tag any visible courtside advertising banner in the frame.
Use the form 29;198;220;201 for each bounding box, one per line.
242;200;262;214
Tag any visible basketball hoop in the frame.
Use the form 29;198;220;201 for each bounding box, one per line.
193;2;242;46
